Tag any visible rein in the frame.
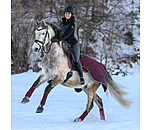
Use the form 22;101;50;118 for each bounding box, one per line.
34;28;54;54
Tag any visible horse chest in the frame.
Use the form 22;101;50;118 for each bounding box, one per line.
42;56;58;73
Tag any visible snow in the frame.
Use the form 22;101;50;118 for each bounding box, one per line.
11;68;140;130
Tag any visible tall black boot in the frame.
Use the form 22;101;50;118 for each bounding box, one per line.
76;61;85;85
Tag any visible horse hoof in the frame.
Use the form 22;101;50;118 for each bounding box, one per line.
36;105;44;113
73;118;81;122
100;108;105;121
21;96;29;104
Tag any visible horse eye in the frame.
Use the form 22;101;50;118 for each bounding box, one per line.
42;33;45;35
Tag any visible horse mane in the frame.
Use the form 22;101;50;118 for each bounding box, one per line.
45;22;63;31
45;21;71;57
45;22;60;39
61;41;71;56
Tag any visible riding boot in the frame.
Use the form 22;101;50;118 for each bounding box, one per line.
76;61;85;85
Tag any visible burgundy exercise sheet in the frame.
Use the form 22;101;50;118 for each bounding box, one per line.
68;51;107;91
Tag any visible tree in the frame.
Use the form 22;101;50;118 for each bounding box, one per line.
11;0;140;75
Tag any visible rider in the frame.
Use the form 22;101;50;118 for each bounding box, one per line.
51;5;85;85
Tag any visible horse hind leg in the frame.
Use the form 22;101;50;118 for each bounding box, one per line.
94;93;105;120
74;82;99;122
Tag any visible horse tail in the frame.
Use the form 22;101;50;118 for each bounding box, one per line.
104;72;133;109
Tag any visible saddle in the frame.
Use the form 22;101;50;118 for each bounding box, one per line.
63;49;107;92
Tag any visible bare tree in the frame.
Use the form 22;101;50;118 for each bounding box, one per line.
11;0;140;75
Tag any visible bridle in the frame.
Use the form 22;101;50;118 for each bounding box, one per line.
34;27;54;53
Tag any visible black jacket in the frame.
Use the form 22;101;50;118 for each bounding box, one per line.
59;16;78;46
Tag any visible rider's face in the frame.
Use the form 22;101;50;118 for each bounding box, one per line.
65;12;72;20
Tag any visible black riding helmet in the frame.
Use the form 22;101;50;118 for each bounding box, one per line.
64;6;75;15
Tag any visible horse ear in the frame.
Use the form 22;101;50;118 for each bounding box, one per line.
36;21;39;25
42;21;46;26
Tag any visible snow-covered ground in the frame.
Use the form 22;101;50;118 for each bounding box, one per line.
11;68;140;130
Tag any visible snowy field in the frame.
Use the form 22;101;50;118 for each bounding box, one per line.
11;68;140;130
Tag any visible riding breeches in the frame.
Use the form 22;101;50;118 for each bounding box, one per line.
72;43;80;63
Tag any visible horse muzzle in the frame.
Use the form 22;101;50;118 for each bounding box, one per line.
32;42;42;53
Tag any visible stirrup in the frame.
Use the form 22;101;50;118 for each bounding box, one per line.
62;70;73;84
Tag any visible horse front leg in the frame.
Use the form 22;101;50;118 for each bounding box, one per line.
21;74;49;104
36;75;63;113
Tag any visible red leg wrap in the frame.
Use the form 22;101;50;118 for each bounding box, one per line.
79;110;89;121
25;86;35;98
40;91;49;106
100;108;105;120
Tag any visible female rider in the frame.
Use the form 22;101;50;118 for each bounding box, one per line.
51;6;85;85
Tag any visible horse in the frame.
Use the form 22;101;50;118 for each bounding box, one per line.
21;21;132;122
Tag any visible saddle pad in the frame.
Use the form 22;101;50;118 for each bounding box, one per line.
68;52;107;90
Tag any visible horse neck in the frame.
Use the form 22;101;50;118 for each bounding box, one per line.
44;40;66;61
44;26;67;62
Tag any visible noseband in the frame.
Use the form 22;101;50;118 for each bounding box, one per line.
34;27;53;53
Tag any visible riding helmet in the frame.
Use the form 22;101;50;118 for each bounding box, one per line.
64;6;75;15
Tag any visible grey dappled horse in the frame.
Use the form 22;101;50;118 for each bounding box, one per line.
21;21;132;122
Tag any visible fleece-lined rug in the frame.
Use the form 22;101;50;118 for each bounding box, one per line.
68;52;107;91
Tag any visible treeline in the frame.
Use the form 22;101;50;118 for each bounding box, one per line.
11;0;140;75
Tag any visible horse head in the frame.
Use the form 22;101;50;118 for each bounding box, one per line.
32;20;70;56
32;21;55;53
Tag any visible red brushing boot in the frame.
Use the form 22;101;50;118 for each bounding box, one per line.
100;108;105;120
